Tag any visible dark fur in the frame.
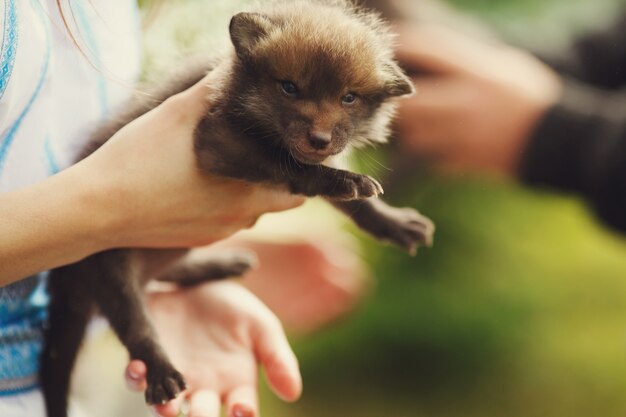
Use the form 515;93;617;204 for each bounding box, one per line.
41;2;435;416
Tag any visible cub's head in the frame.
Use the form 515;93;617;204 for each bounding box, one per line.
228;1;413;164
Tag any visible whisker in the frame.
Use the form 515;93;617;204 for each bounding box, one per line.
361;150;392;172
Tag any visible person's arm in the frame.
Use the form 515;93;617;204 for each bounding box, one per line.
393;24;562;175
538;14;626;89
393;24;626;233
0;165;115;283
520;81;626;232
0;74;302;285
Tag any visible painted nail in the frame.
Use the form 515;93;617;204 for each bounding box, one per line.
232;404;254;417
149;409;164;417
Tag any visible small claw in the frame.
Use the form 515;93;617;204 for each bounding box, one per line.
157;386;168;404
346;184;359;200
354;176;383;199
372;178;385;195
163;377;184;399
376;180;384;196
370;176;384;196
145;390;153;406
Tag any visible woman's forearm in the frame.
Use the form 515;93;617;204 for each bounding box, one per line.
0;162;114;284
0;76;302;286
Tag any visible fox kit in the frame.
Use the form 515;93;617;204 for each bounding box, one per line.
40;1;435;416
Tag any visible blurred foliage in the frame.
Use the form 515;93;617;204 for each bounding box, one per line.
277;170;626;417
447;0;626;50
138;0;626;416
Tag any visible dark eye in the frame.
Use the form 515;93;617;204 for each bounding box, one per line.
280;81;298;97
342;93;358;105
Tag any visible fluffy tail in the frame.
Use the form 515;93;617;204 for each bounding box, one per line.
40;266;92;417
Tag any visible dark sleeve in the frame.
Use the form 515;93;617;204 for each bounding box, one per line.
540;14;626;89
519;80;626;233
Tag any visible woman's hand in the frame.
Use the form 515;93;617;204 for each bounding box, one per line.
124;281;302;417
393;24;562;176
0;74;303;284
79;77;304;249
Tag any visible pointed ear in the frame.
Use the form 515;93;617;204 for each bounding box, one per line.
382;62;415;97
229;12;275;58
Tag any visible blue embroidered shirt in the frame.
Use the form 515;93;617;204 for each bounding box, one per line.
0;0;140;394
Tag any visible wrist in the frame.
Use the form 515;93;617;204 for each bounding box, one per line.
0;162;118;282
67;157;136;251
505;63;562;174
518;79;613;193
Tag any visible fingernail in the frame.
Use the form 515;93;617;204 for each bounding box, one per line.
149;409;164;417
127;369;140;380
233;404;254;417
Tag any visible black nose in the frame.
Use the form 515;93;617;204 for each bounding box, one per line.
308;131;332;150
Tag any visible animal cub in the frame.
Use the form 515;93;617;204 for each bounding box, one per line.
41;1;435;416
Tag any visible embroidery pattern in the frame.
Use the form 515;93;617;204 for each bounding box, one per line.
0;0;49;175
0;274;47;393
0;0;49;393
0;0;18;100
44;135;59;174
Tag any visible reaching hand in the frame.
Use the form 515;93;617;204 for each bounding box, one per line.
393;24;562;176
124;281;302;417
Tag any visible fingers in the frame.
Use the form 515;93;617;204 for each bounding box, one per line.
225;386;258;417
218;180;304;219
256;186;305;213
395;77;467;156
188;390;221;417
395;25;469;75
153;397;184;417
125;360;147;392
254;318;302;402
175;71;216;118
395;24;500;76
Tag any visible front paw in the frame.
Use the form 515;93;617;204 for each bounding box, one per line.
377;207;435;255
330;173;384;200
144;360;187;405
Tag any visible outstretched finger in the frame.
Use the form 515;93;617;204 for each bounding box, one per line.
188;389;221;417
254;319;302;402
257;186;306;213
225;385;258;417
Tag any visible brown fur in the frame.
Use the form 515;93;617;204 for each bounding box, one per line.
40;2;434;416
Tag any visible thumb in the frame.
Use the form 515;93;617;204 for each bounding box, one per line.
168;69;217;120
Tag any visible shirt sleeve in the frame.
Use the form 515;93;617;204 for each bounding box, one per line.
519;80;626;233
539;13;626;89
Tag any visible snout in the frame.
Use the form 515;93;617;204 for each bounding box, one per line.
292;130;337;164
308;130;332;150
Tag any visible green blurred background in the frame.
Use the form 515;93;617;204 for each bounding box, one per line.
139;1;626;416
